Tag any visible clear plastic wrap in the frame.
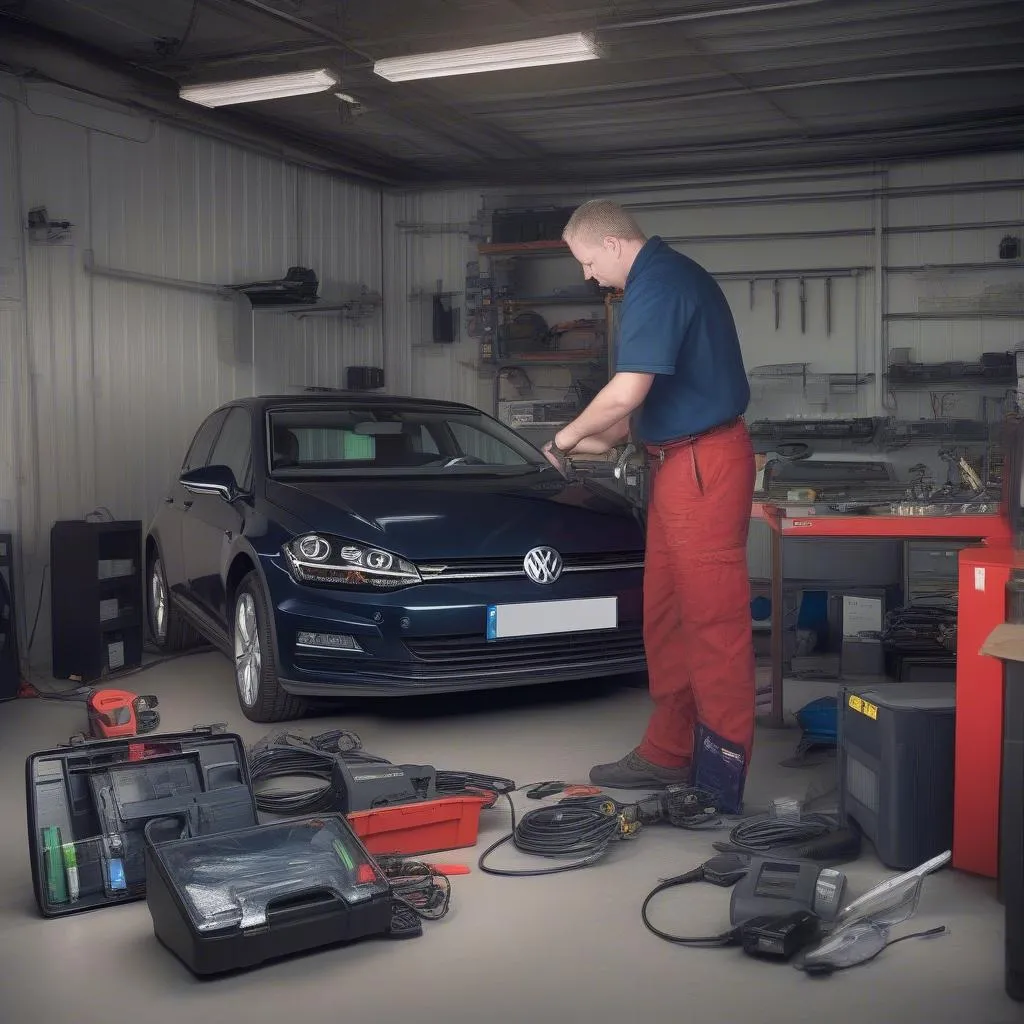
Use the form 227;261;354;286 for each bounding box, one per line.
795;850;950;972
153;816;389;933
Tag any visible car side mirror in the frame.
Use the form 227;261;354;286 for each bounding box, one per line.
179;465;238;501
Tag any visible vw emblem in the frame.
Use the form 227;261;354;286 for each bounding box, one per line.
524;546;563;585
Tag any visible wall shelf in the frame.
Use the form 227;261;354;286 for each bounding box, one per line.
479;240;569;256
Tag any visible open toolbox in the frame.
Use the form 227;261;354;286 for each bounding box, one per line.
26;729;413;975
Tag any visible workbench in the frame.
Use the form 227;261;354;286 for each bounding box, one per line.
753;501;1011;728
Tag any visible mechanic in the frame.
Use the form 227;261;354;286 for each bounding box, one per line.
544;199;756;804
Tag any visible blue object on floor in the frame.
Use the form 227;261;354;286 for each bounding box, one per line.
796;696;839;747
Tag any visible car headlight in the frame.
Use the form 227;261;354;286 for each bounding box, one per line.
282;534;421;589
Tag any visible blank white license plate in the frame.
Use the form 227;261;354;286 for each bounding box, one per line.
486;597;618;641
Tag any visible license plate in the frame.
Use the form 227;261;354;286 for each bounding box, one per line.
486;597;618;641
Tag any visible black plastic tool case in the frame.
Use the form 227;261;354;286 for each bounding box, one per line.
27;729;257;916
27;730;400;975
145;814;396;975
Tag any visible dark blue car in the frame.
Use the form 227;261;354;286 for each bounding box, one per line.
145;393;646;721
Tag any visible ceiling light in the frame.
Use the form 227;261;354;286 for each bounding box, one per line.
180;69;338;108
372;32;599;83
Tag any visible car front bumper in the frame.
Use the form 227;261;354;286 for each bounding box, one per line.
261;556;645;697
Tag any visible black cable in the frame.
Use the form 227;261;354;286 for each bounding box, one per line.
726;812;837;854
640;870;737;947
248;730;388;815
478;791;627;877
435;770;516;807
376;859;452;921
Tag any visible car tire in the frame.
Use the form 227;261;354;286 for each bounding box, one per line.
148;554;202;652
233;571;306;723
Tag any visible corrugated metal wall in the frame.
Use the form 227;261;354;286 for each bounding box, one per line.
2;78;383;667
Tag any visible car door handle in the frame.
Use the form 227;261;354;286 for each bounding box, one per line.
164;496;174;504
183;500;193;509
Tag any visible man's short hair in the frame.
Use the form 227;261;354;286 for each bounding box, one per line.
563;199;646;245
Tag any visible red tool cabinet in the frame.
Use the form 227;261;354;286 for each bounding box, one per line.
954;544;1015;878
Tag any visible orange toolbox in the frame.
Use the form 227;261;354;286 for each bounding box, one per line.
346;795;491;857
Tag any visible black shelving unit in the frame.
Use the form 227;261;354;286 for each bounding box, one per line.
51;520;143;682
0;533;19;701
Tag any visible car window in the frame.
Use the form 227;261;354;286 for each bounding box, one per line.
448;421;528;465
182;411;227;472
208;407;252;489
266;406;544;477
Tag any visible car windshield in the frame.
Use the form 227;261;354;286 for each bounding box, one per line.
266;405;551;478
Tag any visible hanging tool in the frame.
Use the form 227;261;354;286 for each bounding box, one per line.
799;277;807;334
749;279;755;310
825;277;832;336
772;279;780;330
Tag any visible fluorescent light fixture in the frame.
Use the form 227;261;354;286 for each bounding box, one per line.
373;32;599;83
180;69;338;108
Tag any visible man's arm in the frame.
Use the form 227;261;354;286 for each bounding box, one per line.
562;417;631;455
553;373;653;452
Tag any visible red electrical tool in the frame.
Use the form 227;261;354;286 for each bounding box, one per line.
87;689;160;739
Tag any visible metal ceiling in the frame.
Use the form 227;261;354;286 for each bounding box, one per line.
1;0;1022;187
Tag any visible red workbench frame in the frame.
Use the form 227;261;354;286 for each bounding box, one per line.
752;501;1010;726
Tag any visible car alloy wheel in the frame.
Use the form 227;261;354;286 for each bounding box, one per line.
150;559;168;643
234;592;262;708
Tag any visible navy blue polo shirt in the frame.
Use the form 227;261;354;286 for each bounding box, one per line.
615;236;750;444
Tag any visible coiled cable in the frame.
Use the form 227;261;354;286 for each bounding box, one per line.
725;811;838;854
478;792;629;877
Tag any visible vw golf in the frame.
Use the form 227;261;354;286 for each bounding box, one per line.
146;393;646;721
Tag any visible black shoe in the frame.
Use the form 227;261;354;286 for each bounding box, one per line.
588;749;691;790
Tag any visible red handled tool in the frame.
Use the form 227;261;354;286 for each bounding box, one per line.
87;689;160;739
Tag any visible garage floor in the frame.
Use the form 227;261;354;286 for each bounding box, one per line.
0;653;1016;1024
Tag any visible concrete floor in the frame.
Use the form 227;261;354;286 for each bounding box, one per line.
0;652;1017;1024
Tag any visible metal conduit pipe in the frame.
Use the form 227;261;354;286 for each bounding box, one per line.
664;222;1024;246
623;179;1024;211
83;250;232;298
602;0;832;31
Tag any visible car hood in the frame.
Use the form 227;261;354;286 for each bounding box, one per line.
264;472;644;560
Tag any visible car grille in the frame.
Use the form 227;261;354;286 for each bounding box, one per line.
404;626;645;671
417;550;644;581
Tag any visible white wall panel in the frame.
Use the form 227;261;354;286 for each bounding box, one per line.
381;190;485;406
3;75;383;669
0;97;27;544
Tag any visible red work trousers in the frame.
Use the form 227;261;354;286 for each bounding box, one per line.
636;418;757;770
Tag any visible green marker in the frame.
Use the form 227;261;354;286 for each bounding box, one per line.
62;843;80;902
333;838;355;871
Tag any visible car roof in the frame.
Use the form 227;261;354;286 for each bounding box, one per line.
224;392;482;416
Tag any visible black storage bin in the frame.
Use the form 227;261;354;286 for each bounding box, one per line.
837;681;956;869
27;729;257;916
144;814;396;976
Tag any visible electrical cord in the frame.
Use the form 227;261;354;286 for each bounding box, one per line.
724;812;838;854
248;730;389;815
435;770;516;807
640;854;751;946
478;791;631;877
376;859;452;921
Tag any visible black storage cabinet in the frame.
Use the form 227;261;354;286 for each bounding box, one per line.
0;532;20;701
50;519;143;681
